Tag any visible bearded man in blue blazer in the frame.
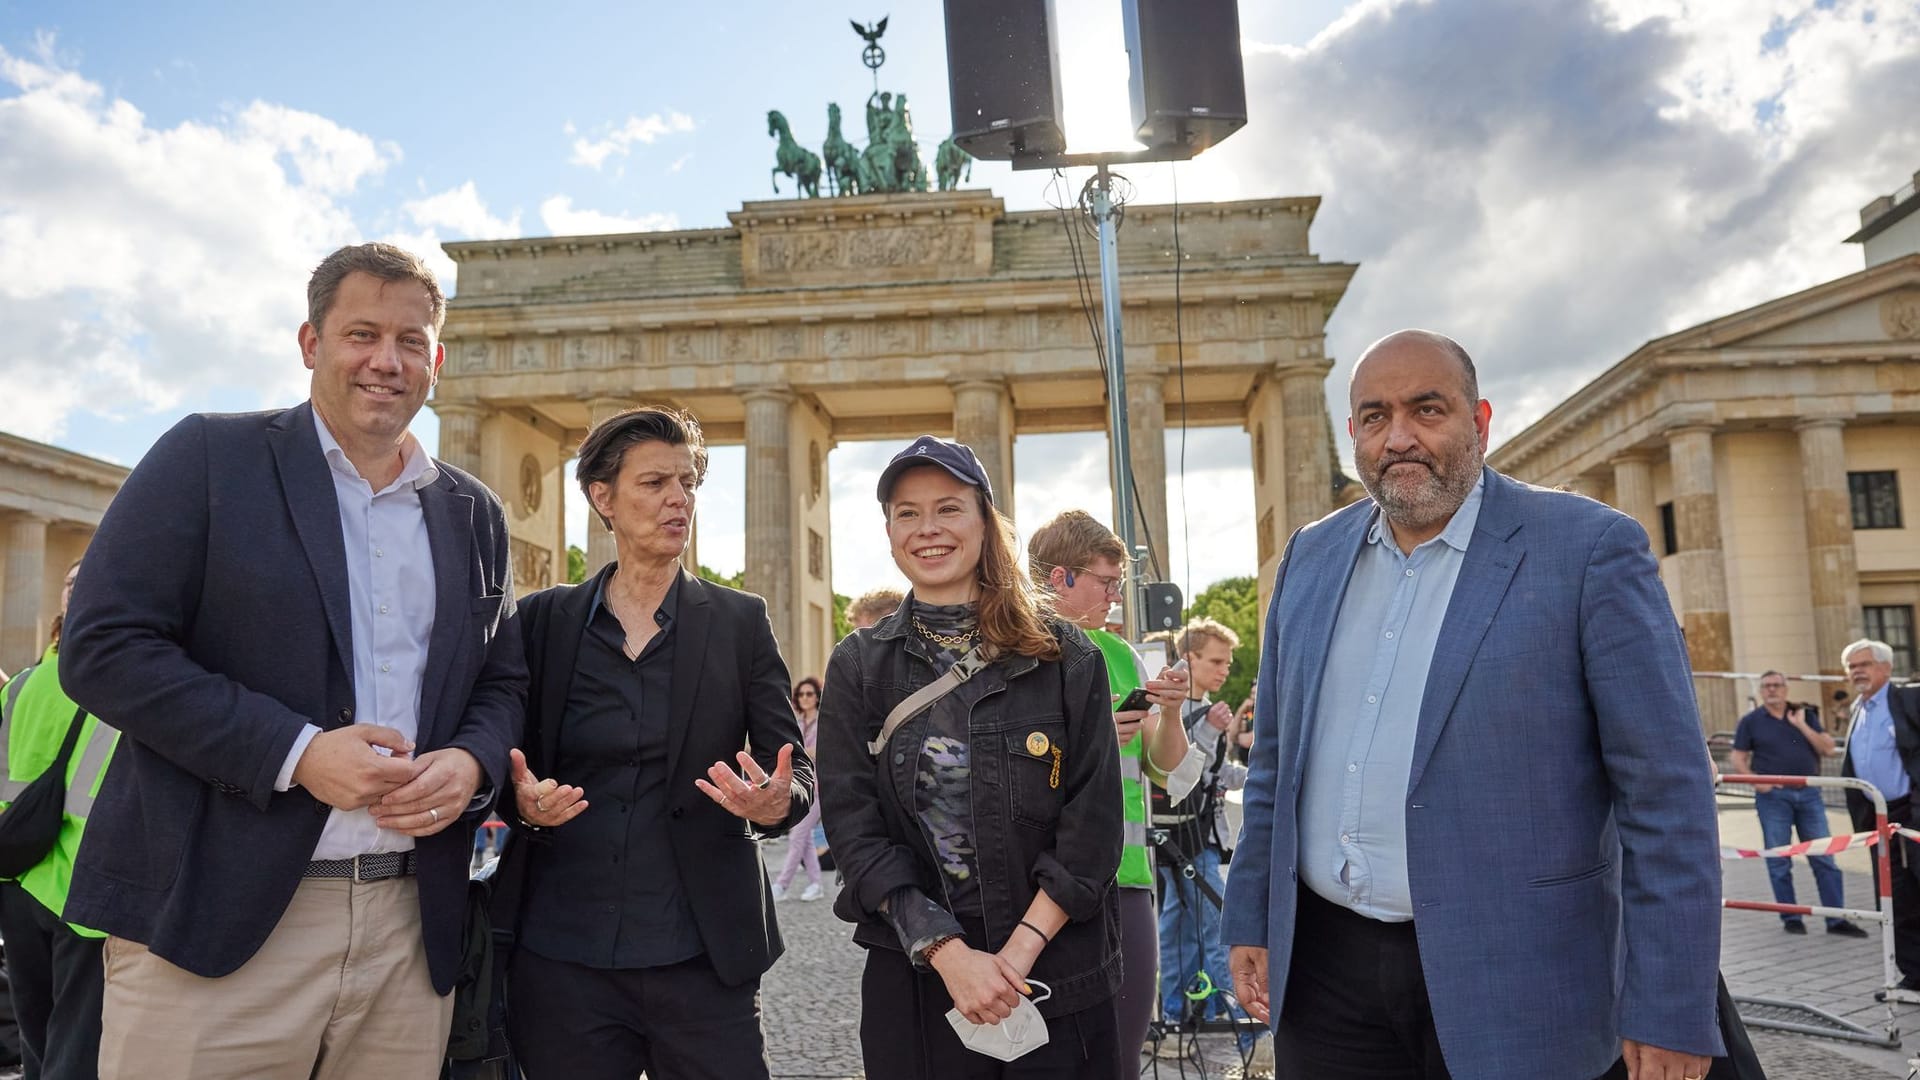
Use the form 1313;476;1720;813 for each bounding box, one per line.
1223;330;1722;1080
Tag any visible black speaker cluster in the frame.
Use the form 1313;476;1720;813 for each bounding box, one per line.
944;0;1247;163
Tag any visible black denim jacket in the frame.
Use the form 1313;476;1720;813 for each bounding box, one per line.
819;604;1125;1018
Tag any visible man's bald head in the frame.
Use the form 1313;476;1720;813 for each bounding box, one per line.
1352;329;1479;405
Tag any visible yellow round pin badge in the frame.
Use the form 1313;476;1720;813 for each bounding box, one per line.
1026;731;1050;756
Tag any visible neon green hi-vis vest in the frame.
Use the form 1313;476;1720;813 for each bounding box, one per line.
0;647;120;937
1086;627;1154;889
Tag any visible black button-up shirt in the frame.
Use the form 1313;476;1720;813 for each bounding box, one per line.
518;573;703;969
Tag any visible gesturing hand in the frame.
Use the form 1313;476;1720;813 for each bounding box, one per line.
508;748;588;829
932;942;1029;1025
291;725;417;811
695;743;796;827
372;748;484;837
1203;700;1234;732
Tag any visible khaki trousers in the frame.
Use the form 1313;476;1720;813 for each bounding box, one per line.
98;875;453;1080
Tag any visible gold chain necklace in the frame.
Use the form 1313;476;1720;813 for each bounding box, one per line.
912;615;977;650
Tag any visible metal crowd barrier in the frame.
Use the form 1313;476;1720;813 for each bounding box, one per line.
1717;772;1906;1049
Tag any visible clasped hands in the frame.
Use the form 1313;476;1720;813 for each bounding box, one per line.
509;743;798;830
290;723;482;837
932;933;1040;1027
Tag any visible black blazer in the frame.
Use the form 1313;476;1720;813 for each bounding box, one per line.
61;403;527;993
493;565;813;988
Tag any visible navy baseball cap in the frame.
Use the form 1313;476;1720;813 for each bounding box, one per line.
876;435;994;505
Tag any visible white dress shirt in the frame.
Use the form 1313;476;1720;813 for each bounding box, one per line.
273;410;439;860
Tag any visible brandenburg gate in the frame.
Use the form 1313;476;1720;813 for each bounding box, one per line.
432;189;1354;677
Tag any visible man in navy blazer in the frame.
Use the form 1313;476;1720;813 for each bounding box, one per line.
1223;330;1722;1080
61;243;526;1080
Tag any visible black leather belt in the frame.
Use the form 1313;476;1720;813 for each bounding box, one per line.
304;851;417;882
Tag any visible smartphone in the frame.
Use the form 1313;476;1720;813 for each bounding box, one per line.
1116;686;1153;712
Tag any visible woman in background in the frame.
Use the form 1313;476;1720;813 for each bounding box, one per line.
774;677;826;902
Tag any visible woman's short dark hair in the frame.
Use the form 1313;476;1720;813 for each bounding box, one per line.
575;406;709;529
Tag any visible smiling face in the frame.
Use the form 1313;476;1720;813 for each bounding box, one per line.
590;438;697;564
300;271;442;452
886;465;985;604
1348;333;1492;538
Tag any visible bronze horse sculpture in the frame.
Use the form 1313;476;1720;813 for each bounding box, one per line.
767;109;822;198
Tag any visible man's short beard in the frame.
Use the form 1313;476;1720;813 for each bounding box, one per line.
1359;443;1484;531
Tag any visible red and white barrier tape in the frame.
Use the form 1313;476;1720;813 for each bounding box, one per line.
1722;829;1882;860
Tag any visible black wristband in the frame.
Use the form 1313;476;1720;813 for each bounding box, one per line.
1017;919;1051;945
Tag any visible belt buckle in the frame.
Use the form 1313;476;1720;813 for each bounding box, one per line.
350;854;370;883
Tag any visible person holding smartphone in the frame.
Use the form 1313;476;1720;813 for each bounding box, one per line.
819;437;1126;1078
1028;510;1198;1066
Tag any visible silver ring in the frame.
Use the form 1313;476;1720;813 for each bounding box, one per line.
428;807;439;824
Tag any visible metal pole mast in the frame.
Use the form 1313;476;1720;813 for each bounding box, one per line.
1089;165;1142;638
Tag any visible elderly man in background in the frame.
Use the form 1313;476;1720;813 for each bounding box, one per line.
1841;639;1920;995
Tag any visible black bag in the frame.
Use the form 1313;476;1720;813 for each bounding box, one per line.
0;705;87;878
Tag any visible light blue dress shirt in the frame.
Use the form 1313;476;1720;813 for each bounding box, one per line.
274;410;440;859
1299;478;1485;921
1850;683;1909;803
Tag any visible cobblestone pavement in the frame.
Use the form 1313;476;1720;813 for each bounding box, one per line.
759;808;1920;1079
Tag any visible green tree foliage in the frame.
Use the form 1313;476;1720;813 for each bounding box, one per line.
566;545;586;585
697;564;746;590
833;592;853;642
1184;576;1260;710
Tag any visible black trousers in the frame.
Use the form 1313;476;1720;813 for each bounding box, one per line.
505;946;769;1080
1850;794;1920;982
0;883;104;1080
859;945;1123;1080
1278;886;1630;1080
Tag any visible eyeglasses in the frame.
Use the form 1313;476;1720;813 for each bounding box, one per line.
1072;567;1126;598
1759;682;1787;691
796;690;818;698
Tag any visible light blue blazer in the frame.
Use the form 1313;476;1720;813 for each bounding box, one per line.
1222;467;1724;1078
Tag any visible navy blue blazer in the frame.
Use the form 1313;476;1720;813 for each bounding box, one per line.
61;402;527;993
1222;467;1723;1078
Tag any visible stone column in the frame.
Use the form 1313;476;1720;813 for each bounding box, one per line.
3;514;49;673
1666;426;1735;735
582;397;638;577
950;379;1015;509
1564;472;1607;502
1278;362;1334;535
430;401;486;476
743;389;796;661
1610;452;1658;547
1122;371;1170;579
1797;418;1863;676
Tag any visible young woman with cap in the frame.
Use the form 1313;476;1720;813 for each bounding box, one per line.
817;436;1127;1078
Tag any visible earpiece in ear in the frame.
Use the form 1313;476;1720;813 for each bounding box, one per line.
1064;571;1076;588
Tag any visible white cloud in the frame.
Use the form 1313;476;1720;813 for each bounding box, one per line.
538;195;679;236
383;181;524;288
567;110;695;170
1149;0;1920;447
0;40;396;442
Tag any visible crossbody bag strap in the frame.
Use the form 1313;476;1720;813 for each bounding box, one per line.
868;645;996;756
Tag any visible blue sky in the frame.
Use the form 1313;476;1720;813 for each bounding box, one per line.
3;0;1916;601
